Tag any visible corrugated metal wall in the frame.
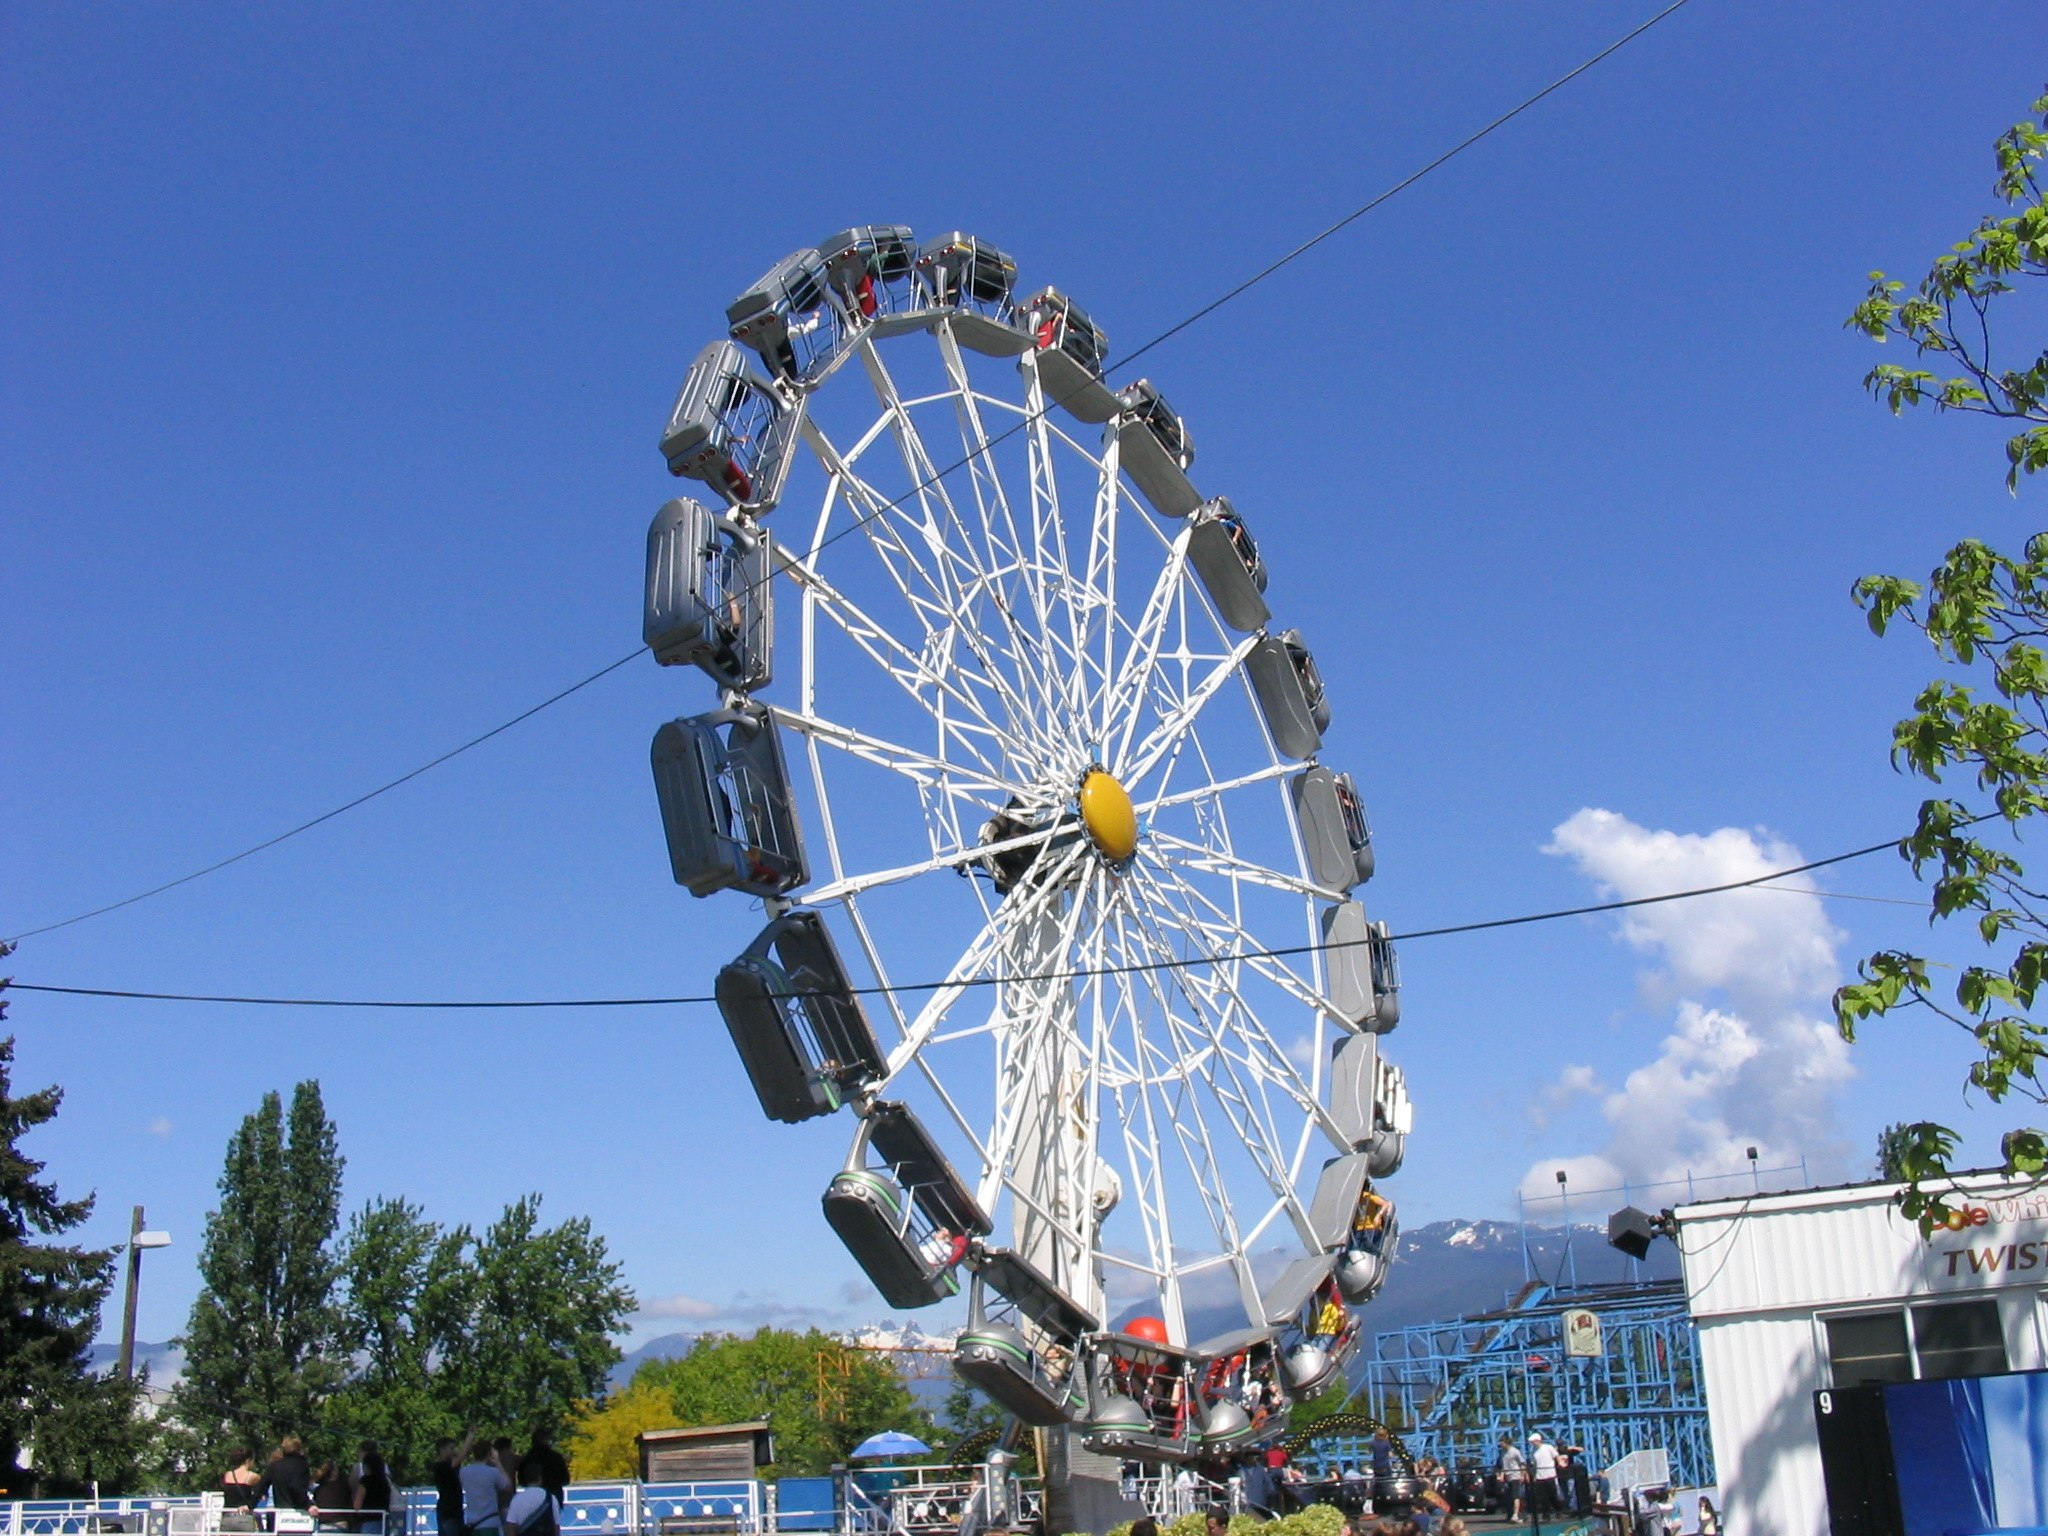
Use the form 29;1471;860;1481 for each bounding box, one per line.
1677;1180;2048;1535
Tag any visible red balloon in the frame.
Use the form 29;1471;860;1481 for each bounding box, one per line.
1127;1316;1170;1345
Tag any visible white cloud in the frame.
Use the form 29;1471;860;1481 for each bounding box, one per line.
1529;1064;1603;1129
146;1116;174;1138
1520;809;1855;1200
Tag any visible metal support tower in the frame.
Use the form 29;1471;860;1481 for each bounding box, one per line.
1301;1280;1714;1491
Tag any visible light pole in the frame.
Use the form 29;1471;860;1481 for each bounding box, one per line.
117;1205;173;1380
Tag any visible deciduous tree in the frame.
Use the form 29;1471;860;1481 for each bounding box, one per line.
563;1381;681;1480
321;1197;472;1480
432;1194;634;1441
631;1329;930;1476
1837;93;2048;1222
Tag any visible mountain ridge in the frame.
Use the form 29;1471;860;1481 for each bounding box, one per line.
611;1219;1681;1387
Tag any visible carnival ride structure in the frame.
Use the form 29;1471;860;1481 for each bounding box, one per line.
641;227;1414;1465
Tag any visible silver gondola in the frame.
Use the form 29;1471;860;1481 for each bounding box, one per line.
643;497;773;694
1320;900;1377;1030
1115;379;1202;517
727;247;837;385
1078;1333;1200;1463
823;1101;991;1310
1329;1036;1412;1179
817;224;925;340
1020;286;1122;424
650;705;807;899
914;232;1028;356
659;340;802;514
952;1249;1097;1427
1246;628;1328;760
1187;497;1270;633
1259;1253;1357;1398
1290;766;1376;894
716;909;885;1124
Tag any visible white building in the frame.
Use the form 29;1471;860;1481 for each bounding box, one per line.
1673;1173;2048;1535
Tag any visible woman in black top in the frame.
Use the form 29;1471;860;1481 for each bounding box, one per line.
355;1451;394;1531
221;1450;262;1511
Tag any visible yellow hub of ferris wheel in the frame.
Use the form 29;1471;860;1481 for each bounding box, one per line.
1079;768;1139;863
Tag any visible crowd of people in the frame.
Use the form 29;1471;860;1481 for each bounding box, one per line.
1493;1430;1598;1519
218;1438;398;1532
217;1432;570;1536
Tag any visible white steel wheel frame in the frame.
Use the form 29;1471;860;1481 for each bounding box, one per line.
768;317;1358;1347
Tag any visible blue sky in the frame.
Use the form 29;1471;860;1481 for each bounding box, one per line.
7;1;2048;1348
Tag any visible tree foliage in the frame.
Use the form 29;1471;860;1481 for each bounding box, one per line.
165;1071;633;1483
435;1195;635;1442
1874;1121;1919;1183
625;1330;930;1476
0;945;150;1494
563;1380;682;1481
1837;92;2048;1225
320;1197;472;1480
1849;94;2048;489
323;1192;632;1479
169;1081;346;1466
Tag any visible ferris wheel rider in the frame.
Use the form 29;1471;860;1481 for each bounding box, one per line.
1349;1181;1394;1256
1308;1278;1349;1348
919;1224;971;1274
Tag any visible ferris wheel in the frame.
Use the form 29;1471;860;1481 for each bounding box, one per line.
642;227;1414;1463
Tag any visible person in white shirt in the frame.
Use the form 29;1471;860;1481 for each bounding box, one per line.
1497;1438;1526;1522
1527;1434;1560;1518
505;1464;559;1536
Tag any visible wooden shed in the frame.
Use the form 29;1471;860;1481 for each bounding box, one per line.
636;1421;777;1482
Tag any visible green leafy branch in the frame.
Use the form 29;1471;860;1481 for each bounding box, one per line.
1847;93;2048;490
1841;535;2048;1226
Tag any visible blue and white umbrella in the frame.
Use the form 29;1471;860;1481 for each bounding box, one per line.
851;1430;931;1460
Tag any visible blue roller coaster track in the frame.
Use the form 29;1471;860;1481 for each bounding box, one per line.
1299;1277;1712;1489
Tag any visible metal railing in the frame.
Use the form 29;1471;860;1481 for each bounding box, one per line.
0;1505;391;1536
6;1484;763;1536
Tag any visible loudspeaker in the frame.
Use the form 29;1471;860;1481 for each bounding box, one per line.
1608;1205;1659;1260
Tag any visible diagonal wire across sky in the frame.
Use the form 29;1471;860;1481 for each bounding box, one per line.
5;0;1697;947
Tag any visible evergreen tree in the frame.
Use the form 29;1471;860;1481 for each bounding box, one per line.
0;945;148;1495
170;1081;345;1465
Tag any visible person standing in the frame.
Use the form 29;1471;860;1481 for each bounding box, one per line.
1370;1429;1395;1481
525;1431;569;1510
355;1450;394;1533
1562;1448;1593;1516
259;1437;314;1512
504;1463;559;1536
491;1439;522;1496
432;1436;473;1536
1526;1434;1559;1518
312;1461;356;1530
1495;1437;1525;1523
220;1458;262;1531
460;1442;511;1536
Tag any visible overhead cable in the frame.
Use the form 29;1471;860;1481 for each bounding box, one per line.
6;0;1696;945
4;821;1906;1011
